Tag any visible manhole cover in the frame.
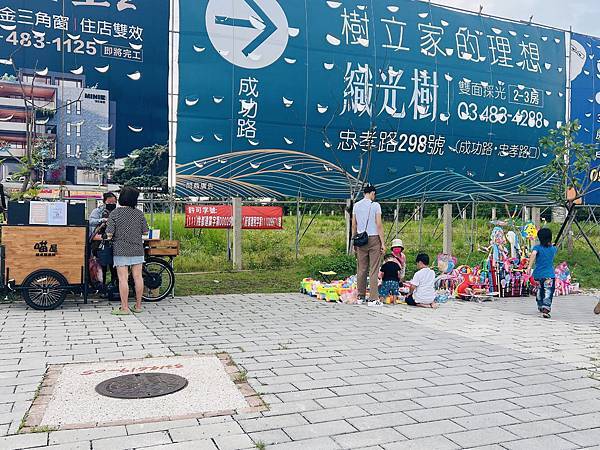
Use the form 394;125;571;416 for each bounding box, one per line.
95;373;188;399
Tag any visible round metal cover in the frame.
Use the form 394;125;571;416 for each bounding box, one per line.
95;373;188;399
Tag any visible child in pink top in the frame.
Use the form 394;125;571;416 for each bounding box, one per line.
391;238;406;280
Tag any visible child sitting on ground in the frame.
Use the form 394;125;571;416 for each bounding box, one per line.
405;253;438;308
378;254;402;304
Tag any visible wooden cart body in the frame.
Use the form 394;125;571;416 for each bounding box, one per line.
2;225;87;285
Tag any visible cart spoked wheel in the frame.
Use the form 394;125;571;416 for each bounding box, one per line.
22;270;69;310
140;257;175;302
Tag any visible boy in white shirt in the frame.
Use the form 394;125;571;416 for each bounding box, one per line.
405;253;438;309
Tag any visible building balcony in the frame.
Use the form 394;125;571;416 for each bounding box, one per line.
0;121;26;132
0;97;57;111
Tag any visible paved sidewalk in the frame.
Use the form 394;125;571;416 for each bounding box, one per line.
0;293;599;449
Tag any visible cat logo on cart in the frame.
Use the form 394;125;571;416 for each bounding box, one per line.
34;241;58;257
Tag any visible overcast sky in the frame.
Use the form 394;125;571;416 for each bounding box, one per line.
432;0;600;36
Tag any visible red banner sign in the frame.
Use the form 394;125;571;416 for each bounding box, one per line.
185;205;283;230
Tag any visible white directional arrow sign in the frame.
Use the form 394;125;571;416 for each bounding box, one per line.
205;0;289;69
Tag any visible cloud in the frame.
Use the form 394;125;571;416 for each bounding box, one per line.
432;0;600;37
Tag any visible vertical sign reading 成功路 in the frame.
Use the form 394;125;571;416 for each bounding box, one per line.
0;0;169;184
174;0;568;202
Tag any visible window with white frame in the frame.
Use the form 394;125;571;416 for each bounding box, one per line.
66;123;71;136
76;144;81;158
75;123;81;137
76;100;81;115
66;144;72;157
66;100;71;114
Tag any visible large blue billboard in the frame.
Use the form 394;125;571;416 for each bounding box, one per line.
570;33;600;205
175;0;568;202
0;0;169;159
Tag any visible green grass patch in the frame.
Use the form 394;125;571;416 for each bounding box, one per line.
149;213;600;295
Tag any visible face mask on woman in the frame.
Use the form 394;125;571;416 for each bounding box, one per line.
392;248;403;257
105;203;117;212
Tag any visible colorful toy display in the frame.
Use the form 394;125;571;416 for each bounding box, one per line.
300;276;359;304
301;219;582;306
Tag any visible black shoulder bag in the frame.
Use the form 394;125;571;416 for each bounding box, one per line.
352;203;373;247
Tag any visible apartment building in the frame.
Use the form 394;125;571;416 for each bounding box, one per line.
0;78;57;181
0;70;115;185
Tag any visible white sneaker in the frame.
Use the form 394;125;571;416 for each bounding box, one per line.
367;300;382;307
356;298;365;305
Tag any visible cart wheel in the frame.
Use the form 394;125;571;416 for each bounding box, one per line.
141;257;175;302
22;270;68;310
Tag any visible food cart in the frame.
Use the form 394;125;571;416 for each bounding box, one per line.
1;201;89;310
0;200;179;310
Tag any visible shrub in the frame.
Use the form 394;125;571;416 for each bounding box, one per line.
304;253;357;279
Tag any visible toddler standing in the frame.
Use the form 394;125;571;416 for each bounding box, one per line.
527;228;557;318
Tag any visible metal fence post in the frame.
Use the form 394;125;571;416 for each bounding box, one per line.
295;198;301;260
232;197;242;270
443;203;452;255
345;199;352;255
532;207;541;228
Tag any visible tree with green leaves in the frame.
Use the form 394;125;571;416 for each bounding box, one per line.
84;144;115;186
112;144;168;190
540;120;598;206
540;120;600;314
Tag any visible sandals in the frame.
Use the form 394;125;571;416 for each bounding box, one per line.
111;308;131;316
594;301;600;315
131;306;143;314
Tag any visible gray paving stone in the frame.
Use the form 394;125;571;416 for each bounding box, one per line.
452;412;520;429
556;412;600;430
561;399;600;415
506;405;572;422
333;428;405;449
560;428;600;447
42;442;91;450
213;433;254;450
0;432;48;449
49;426;127;445
347;412;415;431
395;419;464;439
276;388;335;402
248;429;291;446
463;389;520;402
316;394;378;408
92;431;171;450
413;394;473;408
382;435;460;450
501;434;579;450
459;399;521;415
503;419;574;438
361;400;422;415
302;405;368;424
330;383;387;396
127;419;199;435
238;414;308;433
170;422;244;442
284;419;355;440
262;400;322;416
444;426;518;447
146;440;218;450
268;437;341;450
405;406;471;422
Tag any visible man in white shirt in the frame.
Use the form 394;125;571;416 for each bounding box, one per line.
405;253;438;308
352;185;385;304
